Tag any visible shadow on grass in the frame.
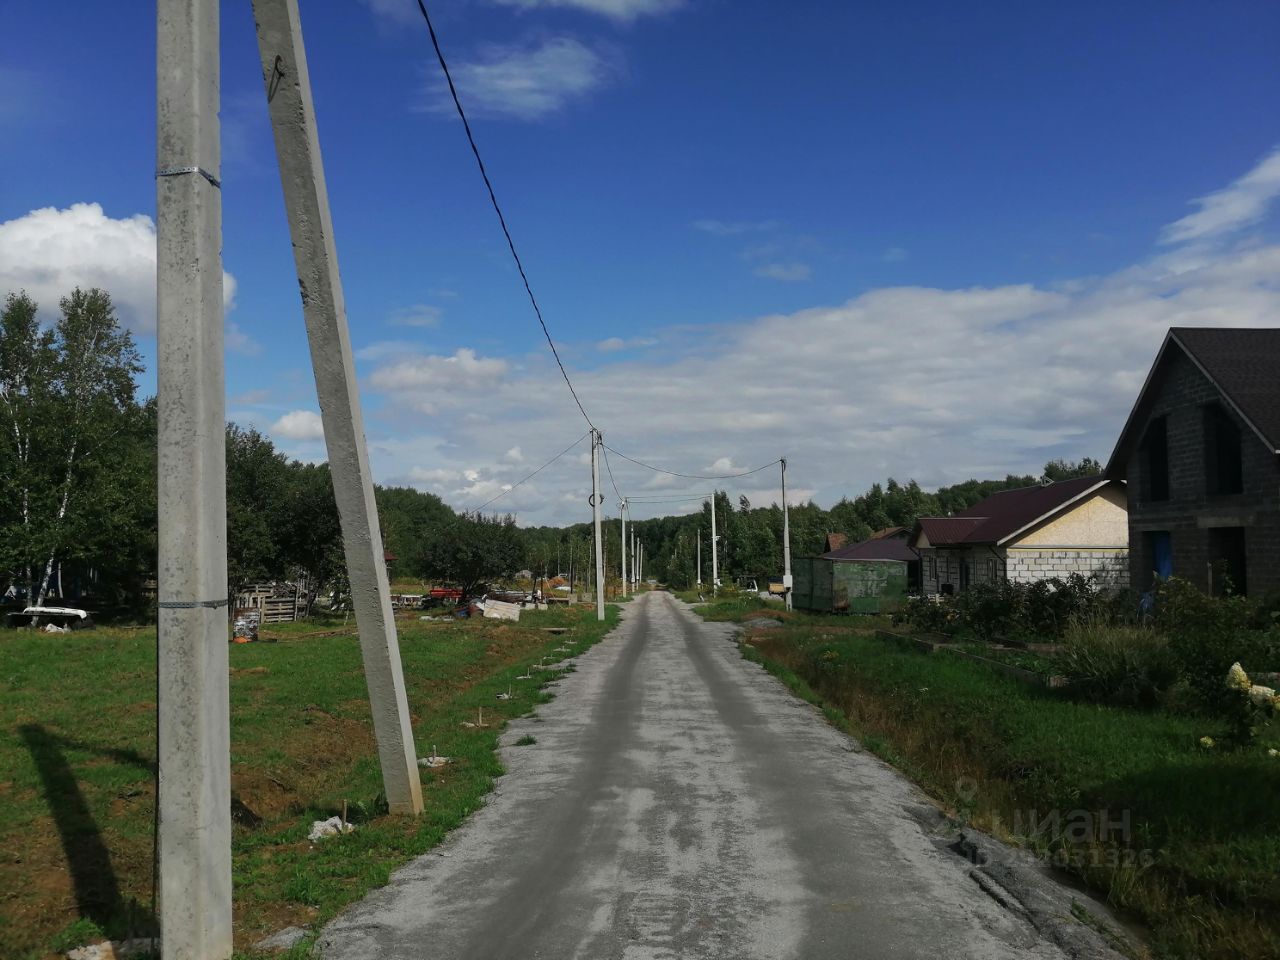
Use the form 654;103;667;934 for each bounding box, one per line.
19;724;156;940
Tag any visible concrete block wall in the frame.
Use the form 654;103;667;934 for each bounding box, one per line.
1125;347;1280;594
1006;550;1129;590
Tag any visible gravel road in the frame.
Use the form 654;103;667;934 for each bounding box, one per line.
318;591;1128;960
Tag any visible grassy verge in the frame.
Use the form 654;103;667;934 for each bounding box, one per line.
687;597;1280;960
0;603;619;958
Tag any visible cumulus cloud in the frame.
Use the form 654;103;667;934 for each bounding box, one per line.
271;410;326;441
1161;146;1280;245
389;303;443;327
491;0;683;20
0;202;238;336
419;37;615;121
369;347;510;395
597;336;657;352
754;262;812;282
355;159;1280;526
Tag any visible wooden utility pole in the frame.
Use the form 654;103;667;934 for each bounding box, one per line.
156;0;232;954
253;0;422;815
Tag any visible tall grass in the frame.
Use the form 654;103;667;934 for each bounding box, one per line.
738;621;1280;960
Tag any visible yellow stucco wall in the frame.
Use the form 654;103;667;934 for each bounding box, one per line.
1011;485;1128;548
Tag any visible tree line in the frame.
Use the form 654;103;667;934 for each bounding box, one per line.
1;287;1099;612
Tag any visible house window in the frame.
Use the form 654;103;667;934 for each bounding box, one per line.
1204;403;1244;496
985;558;997;581
1207;527;1247;596
928;555;937;581
1143;416;1169;502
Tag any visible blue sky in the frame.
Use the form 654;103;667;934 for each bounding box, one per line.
2;0;1279;525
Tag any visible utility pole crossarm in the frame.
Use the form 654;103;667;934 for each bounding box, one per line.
253;0;422;815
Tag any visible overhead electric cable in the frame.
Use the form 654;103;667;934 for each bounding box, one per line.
473;431;591;511
626;493;715;503
603;444;781;480
415;0;595;431
600;443;624;502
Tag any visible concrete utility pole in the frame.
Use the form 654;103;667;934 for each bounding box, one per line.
781;457;793;611
591;430;605;621
253;0;422;815
156;1;232;955
697;534;702;587
619;498;628;599
631;529;637;589
710;494;719;595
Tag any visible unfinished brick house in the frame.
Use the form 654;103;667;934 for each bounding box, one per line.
1106;327;1280;596
909;476;1129;595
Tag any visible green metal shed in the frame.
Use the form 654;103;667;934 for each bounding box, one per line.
792;533;916;613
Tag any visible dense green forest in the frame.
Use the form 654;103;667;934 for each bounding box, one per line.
1;288;1100;610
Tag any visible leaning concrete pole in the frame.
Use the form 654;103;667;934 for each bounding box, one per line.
782;457;793;611
155;0;232;955
252;0;422;815
591;430;606;621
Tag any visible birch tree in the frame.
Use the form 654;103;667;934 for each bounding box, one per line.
0;293;56;598
33;289;144;605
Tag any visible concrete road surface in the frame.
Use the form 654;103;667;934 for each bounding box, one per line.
319;591;1126;960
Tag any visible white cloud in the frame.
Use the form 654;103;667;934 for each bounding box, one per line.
754;262;812;282
506;446;525;462
369;347;510;395
0;202;238;335
271;410;326;441
232;388;272;405
691;219;779;236
491;0;683;20
1161;146;1280;245
359;0;418;24
226;322;260;356
420;37;614;121
597;336;657;352
365;239;1280;525
389;303;443;327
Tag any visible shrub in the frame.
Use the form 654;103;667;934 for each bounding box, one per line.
953;580;1024;640
897;596;955;634
1059;622;1177;708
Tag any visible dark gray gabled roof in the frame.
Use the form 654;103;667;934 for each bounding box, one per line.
1107;327;1280;477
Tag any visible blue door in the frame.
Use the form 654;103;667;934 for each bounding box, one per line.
1150;531;1172;579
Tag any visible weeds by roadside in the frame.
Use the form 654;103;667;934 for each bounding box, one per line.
693;595;1280;960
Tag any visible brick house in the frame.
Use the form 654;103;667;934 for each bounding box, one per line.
909;477;1129;594
1105;327;1280;596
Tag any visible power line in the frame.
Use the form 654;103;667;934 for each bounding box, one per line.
473;431;591;511
626;492;715;503
603;444;781;480
415;0;595;431
600;443;624;502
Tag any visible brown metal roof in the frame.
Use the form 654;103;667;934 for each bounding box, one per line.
913;476;1114;547
1107;327;1280;476
823;536;917;562
914;516;987;546
868;525;906;540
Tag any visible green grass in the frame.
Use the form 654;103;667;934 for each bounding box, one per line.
689;595;1280;960
0;604;619;957
948;641;1061;677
